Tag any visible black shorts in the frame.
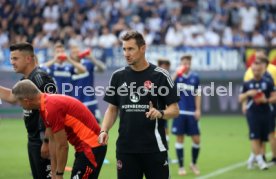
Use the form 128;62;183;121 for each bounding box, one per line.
28;142;51;179
116;151;169;179
71;145;107;179
246;112;270;142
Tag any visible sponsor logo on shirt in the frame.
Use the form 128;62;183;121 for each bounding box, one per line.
23;109;32;117
144;80;152;90
129;92;140;103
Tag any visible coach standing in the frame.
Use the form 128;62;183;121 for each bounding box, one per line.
98;30;179;179
0;43;55;178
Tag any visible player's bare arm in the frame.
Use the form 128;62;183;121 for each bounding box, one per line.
0;86;17;104
67;56;87;74
98;104;118;145
242;100;247;114
146;101;179;120
267;91;276;103
42;52;62;67
239;89;258;102
87;53;106;72
53;129;69;178
195;95;201;120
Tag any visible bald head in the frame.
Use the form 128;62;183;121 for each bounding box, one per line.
12;79;41;100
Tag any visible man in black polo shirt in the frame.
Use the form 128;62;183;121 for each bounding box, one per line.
98;31;180;179
0;42;56;178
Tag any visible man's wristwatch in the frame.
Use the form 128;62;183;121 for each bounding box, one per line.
158;110;164;119
100;130;108;134
56;171;64;176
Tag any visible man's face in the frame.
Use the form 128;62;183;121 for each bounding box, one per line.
10;50;30;74
55;47;66;63
252;60;263;78
18;98;33;110
181;59;191;73
70;46;80;60
122;39;145;66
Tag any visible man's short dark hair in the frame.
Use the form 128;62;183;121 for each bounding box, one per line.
9;42;34;55
121;30;146;47
256;55;269;66
181;54;192;61
157;58;170;66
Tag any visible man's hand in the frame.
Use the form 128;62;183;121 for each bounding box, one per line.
242;103;247;114
194;109;201;120
254;92;267;104
145;101;162;120
41;142;50;159
98;131;109;145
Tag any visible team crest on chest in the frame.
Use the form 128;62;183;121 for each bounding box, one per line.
144;80;152;90
261;82;267;90
130;92;140;103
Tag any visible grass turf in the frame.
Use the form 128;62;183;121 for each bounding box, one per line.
0;116;275;179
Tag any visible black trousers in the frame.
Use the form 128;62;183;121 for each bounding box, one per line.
71;145;107;179
116;151;170;179
28;142;51;179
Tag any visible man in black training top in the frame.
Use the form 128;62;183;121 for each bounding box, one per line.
0;42;56;178
98;30;180;179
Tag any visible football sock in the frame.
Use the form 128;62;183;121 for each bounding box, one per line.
175;142;184;167
192;143;200;164
248;152;255;163
256;154;265;164
263;155;267;162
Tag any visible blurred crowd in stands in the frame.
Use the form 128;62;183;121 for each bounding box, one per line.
1;0;276;49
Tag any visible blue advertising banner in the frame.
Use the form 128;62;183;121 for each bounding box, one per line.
0;46;244;72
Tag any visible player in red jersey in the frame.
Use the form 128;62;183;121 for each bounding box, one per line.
12;79;107;179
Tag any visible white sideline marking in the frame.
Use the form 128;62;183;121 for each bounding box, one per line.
196;153;272;179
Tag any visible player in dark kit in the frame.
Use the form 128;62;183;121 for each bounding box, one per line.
98;30;180;179
12;79;107;179
0;42;56;178
172;55;201;176
69;45;106;122
239;57;276;170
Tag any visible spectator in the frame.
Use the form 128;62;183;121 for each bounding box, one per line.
98;27;118;48
239;2;258;34
251;30;267;47
43;18;59;36
0;28;9;48
165;22;184;47
32;31;50;49
204;28;220;46
222;26;233;46
112;17;128;37
0;0;275;48
83;30;99;48
271;31;276;46
130;15;145;34
42;0;60;21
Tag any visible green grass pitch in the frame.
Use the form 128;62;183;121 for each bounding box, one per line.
0;116;275;179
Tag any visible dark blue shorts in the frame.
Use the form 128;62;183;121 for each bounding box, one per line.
246;112;270;141
172;115;200;136
269;107;276;133
164;120;168;129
